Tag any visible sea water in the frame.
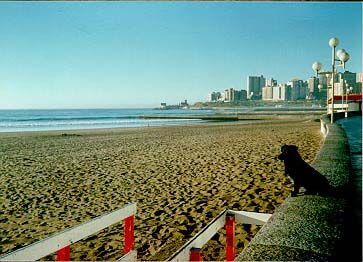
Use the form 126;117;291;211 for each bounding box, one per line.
0;108;215;132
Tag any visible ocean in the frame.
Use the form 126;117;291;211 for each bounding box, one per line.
0;109;216;133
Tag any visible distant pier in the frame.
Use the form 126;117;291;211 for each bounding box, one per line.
139;110;325;122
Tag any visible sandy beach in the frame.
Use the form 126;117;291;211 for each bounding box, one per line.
0;119;323;260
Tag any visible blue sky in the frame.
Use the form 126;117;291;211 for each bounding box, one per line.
0;2;361;109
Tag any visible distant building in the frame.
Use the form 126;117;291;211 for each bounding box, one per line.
287;79;306;100
265;78;277;87
330;71;358;96
357;72;363;83
307;77;319;100
262;86;274;101
239;90;247;101
317;74;328;99
262;77;278;101
223;88;247;102
356;82;362;94
333;82;344;96
318;74;328;87
220;92;226;101
247;75;265;99
224;88;235;102
272;84;291;101
318;71;338;88
207;92;221;102
357;72;363;94
180;100;189;109
338;71;356;88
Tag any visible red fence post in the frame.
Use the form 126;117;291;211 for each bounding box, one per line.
56;245;70;261
123;215;135;254
189;247;203;261
225;214;236;262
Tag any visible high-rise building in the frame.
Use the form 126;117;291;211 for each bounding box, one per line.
207;92;221;102
357;72;363;83
318;71;338;88
247;75;265;99
329;71;358;95
307;77;319;99
262;86;274;100
318;74;328;86
333;82;344;96
239;90;247;101
223;88;247;102
355;73;363;94
272;84;291;101
287;79;305;100
337;71;356;90
224;88;234;102
266;78;277;87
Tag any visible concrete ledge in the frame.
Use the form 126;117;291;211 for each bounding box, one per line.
237;115;351;261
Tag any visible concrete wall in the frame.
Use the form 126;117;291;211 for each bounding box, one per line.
237;115;352;261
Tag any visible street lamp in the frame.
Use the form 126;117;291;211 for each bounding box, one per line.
312;38;351;122
342;80;347;114
312;62;328;109
328;37;350;123
312;62;322;77
329;37;339;123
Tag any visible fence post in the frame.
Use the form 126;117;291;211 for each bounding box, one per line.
190;247;203;261
225;214;236;262
56;245;70;261
123;215;135;254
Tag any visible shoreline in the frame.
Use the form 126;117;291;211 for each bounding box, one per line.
0;114;322;137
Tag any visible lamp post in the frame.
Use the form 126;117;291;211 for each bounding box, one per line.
345;86;353;117
329;37;339;123
312;62;326;107
312;62;322;77
312;38;350;123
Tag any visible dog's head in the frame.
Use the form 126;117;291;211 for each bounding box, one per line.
278;144;299;161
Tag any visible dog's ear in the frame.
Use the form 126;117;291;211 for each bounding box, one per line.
290;145;298;151
281;144;287;151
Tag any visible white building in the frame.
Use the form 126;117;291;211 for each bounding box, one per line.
266;78;277;87
262;86;274;101
272;84;290;101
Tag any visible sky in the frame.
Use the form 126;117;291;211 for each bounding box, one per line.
0;2;361;109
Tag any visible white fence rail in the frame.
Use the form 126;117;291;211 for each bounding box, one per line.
168;209;271;262
0;203;137;261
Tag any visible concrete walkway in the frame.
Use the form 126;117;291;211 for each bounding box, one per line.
336;116;362;261
237;115;353;261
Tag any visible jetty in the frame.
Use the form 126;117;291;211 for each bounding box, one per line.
139;110;325;122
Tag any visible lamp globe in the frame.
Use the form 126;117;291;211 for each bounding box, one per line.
329;37;340;48
312;62;322;72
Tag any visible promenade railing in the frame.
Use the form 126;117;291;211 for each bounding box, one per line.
168;209;271;262
0;203;137;261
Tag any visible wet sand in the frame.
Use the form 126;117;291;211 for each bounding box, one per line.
0;119;323;260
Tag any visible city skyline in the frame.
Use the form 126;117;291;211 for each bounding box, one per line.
0;2;362;109
206;69;361;103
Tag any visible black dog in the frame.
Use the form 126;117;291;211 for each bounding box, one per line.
278;145;331;197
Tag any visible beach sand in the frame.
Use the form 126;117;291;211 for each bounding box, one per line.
0;119;323;260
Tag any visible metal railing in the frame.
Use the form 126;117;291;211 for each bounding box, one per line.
0;203;137;261
168;209;271;262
